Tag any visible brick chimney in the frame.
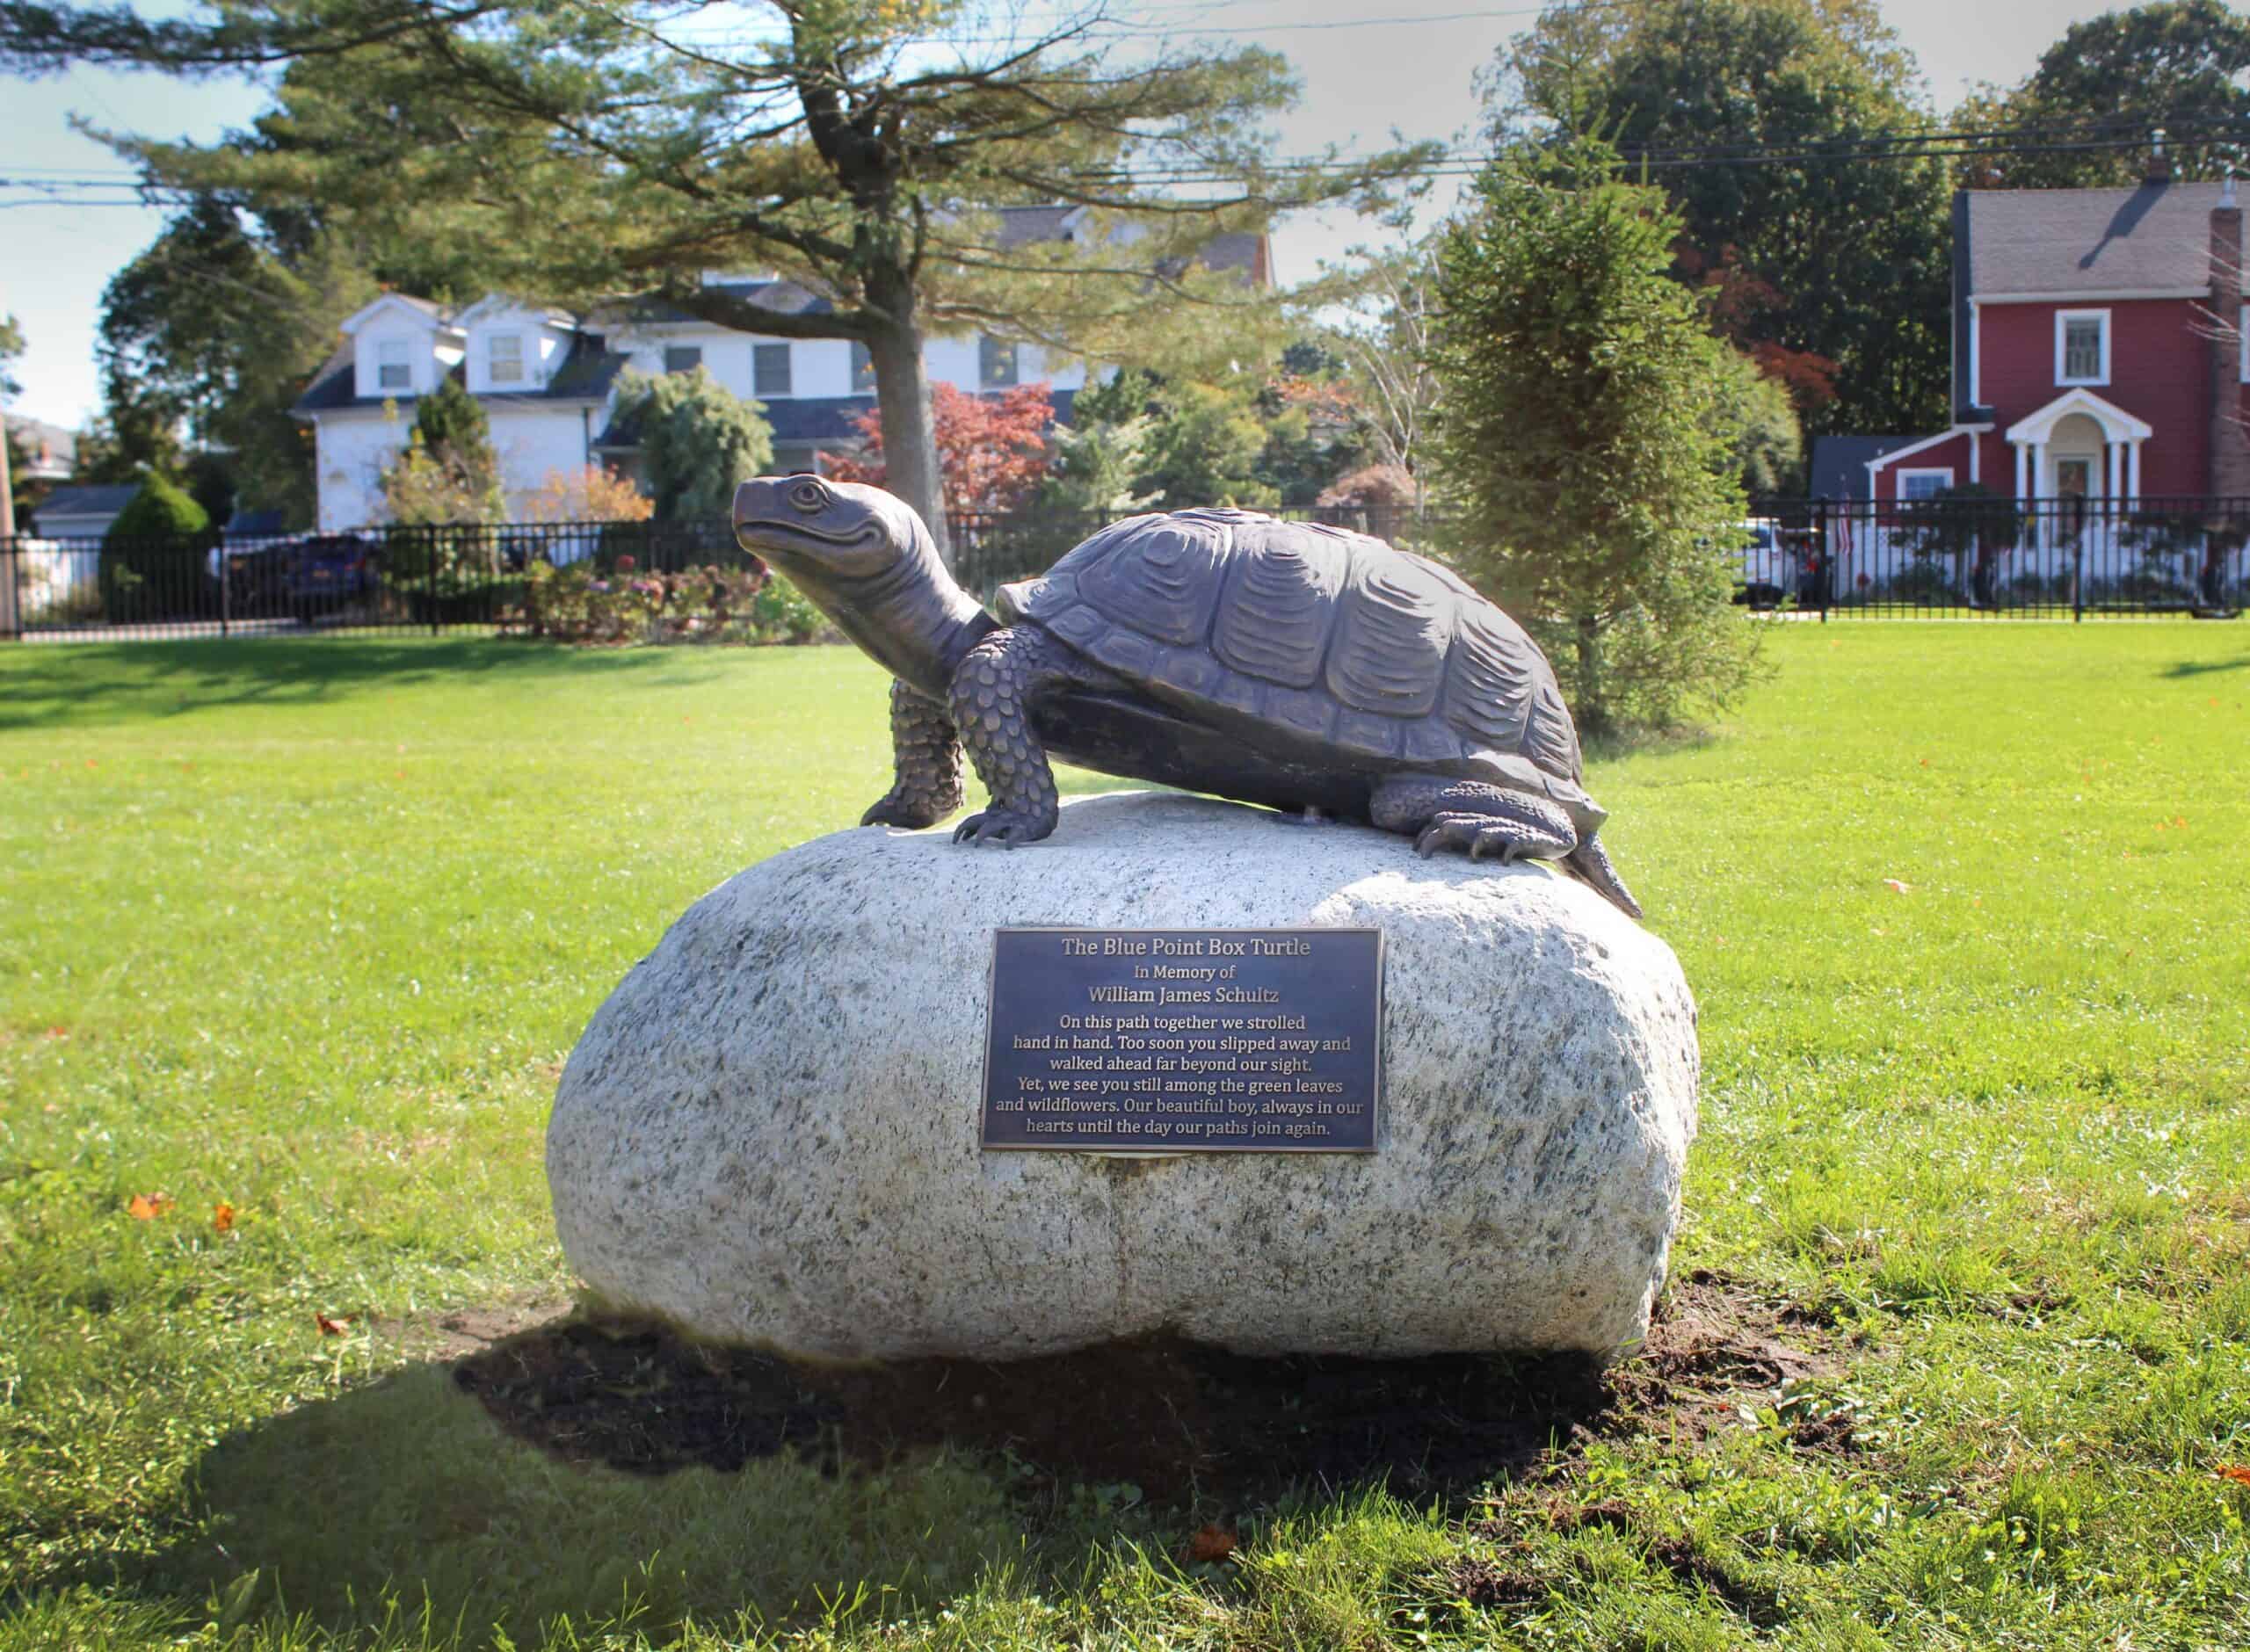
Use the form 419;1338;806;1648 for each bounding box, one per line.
2149;128;2172;185
2208;177;2250;498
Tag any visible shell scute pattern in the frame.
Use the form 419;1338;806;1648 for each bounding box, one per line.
1075;517;1229;647
1323;547;1455;718
1523;676;1584;782
1441;604;1538;752
1211;518;1350;689
1019;512;1591;783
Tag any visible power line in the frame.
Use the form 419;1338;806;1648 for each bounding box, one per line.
6;118;2245;208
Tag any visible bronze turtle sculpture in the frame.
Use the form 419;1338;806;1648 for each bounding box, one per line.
731;476;1642;917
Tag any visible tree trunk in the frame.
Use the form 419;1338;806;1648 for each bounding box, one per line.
865;317;952;569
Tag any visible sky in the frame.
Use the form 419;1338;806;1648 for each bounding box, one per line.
0;0;2142;431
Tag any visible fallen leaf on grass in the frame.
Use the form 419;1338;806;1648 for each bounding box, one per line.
316;1313;352;1337
1883;879;1912;895
127;1193;175;1220
2217;1464;2250;1486
1185;1524;1238;1563
213;1202;236;1234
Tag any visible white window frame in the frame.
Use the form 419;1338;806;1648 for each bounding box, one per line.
2055;308;2110;387
752;342;792;397
375;337;411;392
1898;467;1955;501
487;332;525;386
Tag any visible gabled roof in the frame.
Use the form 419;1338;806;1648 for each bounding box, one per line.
2003;387;2153;446
454;294;577;330
33;483;139;523
1809;435;1916;498
994;205;1088;248
1966;181;2239;298
293;334;628;416
340;291;458;334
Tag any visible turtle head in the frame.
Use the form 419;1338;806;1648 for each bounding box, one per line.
730;474;994;698
731;475;918;583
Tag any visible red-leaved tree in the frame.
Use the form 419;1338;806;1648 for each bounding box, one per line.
823;382;1056;515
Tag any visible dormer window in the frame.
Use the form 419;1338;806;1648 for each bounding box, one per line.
2056;310;2109;386
489;333;525;385
376;337;410;392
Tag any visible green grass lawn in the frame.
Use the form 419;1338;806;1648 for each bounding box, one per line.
2;624;2246;1649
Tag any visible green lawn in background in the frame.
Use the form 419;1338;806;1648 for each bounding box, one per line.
1;624;2246;1649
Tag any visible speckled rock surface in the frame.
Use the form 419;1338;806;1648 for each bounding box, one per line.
548;791;1699;1361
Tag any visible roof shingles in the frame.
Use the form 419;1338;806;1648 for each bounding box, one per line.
1968;181;2239;297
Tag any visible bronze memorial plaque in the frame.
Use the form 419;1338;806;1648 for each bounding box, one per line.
982;927;1383;1152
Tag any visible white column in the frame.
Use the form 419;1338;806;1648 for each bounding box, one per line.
2106;441;2120;500
2128;441;2142;503
2014;441;2029;498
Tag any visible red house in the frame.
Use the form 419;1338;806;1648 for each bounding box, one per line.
1866;170;2250;507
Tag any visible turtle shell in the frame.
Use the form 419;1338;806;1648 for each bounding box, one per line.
998;509;1594;813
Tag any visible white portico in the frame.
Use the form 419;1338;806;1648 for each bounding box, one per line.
2006;388;2154;503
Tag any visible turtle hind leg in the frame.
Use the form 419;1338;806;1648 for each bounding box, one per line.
1563;833;1644;921
861;679;966;829
1369;775;1577;864
947;625;1072;847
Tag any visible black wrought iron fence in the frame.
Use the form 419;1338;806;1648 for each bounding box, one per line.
0;505;1446;641
7;497;2240;641
1743;496;2250;620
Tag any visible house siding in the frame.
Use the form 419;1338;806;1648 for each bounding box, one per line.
1977;298;2210;496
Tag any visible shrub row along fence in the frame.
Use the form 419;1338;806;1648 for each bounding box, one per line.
4;498;2241;641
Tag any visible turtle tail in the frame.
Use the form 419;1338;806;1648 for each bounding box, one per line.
1564;833;1644;921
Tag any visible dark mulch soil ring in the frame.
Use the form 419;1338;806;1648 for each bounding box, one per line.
452;1272;1831;1503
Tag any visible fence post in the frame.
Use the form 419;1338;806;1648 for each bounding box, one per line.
0;536;18;641
0;537;18;642
431;526;442;638
2072;528;2084;624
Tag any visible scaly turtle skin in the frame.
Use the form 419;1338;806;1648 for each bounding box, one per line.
731;477;1642;918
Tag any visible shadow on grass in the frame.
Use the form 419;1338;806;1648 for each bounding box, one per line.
107;1360;1031;1647
2160;654;2250;678
13;1273;1823;1647
0;639;737;731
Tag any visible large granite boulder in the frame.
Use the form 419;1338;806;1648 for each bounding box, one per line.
547;791;1698;1362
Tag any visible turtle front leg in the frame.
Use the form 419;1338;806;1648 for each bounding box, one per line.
1369;774;1578;864
948;626;1064;847
861;680;966;829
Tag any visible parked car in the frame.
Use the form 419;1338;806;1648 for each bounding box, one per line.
1731;518;1794;609
281;533;379;616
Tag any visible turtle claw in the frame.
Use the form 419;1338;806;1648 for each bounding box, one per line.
953;809;1046;847
862;792;941;830
1415;810;1570;865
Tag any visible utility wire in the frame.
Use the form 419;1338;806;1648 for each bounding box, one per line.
5;120;2244;206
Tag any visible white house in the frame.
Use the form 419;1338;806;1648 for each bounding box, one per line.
293;206;1272;530
293;279;1091;530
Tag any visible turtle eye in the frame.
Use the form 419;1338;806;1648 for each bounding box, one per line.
788;480;826;513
